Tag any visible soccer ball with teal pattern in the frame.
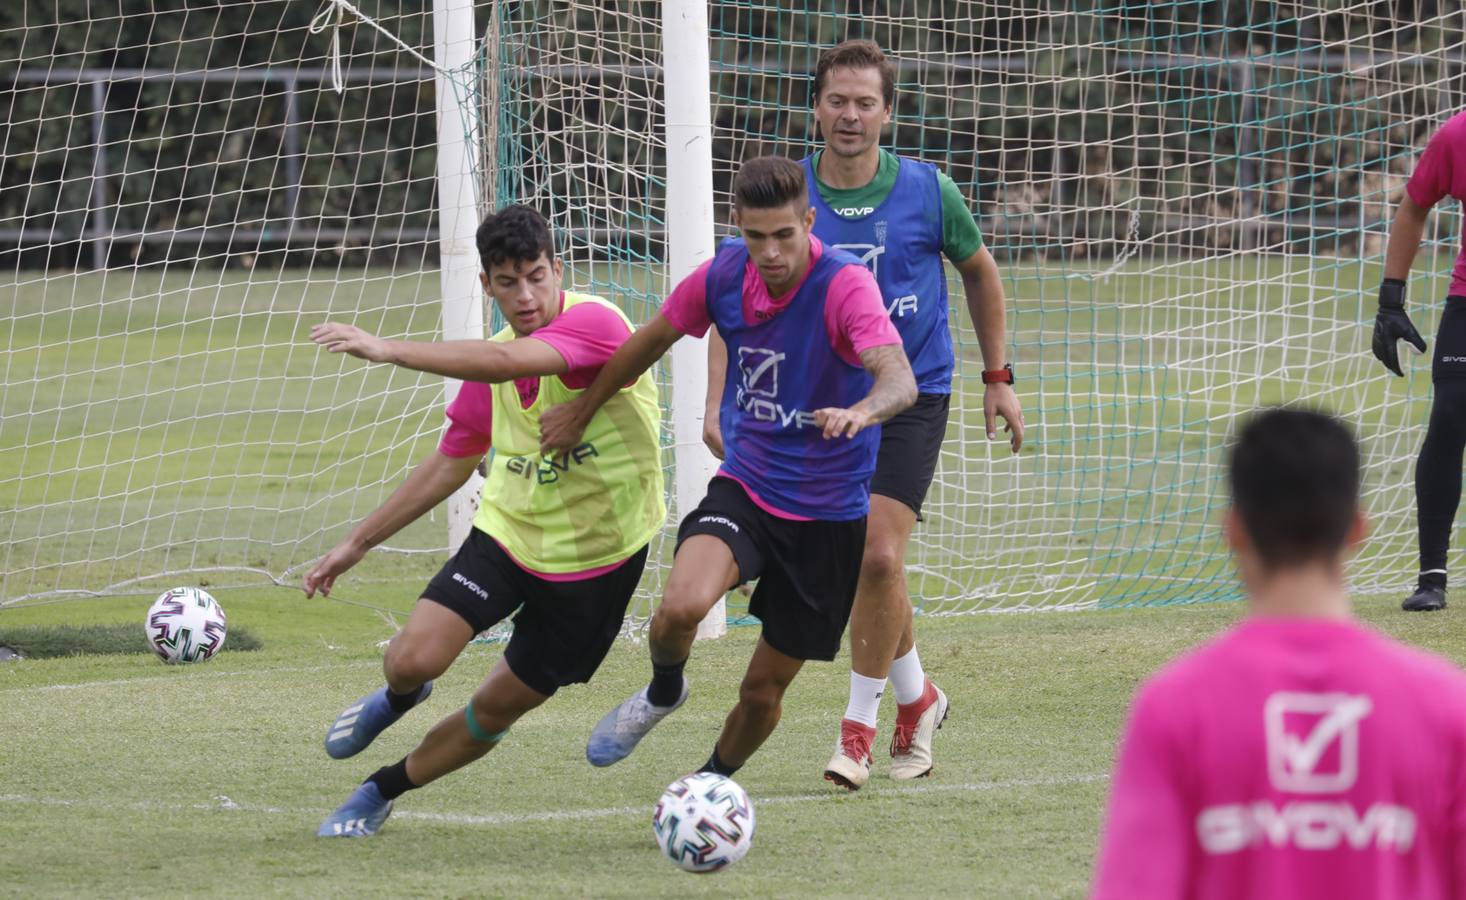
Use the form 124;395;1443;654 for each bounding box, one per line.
651;772;755;873
145;587;227;664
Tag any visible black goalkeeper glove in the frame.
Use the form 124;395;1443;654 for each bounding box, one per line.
1372;278;1427;377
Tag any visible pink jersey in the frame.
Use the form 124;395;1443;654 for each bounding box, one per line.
436;295;634;581
1408;109;1466;296
1092;616;1466;900
659;235;901;368
660;235;901;519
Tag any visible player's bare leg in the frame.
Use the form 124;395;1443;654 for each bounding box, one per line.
319;656;547;837
404;656;548;784
848;496;918;679
827;495;945;787
586;536;741;766
708;638;804;770
324;599;473;760
648;535;743;668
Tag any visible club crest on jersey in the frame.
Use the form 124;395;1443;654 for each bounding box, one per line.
833;222;887;278
735;347;817;429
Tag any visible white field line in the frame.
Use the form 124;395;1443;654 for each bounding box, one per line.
0;774;1108;828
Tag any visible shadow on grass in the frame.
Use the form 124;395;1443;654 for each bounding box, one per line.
0;624;262;659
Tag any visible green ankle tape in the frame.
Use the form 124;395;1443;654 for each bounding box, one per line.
464;704;509;743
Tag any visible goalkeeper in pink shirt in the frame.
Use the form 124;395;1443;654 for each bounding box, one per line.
1373;109;1466;612
1092;408;1466;899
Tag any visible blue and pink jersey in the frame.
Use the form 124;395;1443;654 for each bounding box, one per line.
437;293;633;581
660;235;902;520
1091;616;1466;899
1408;109;1466;296
802;154;954;394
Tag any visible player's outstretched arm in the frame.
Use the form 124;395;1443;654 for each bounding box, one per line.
956;245;1024;452
310;322;569;384
704;330;728;459
814;344;916;439
303;451;481;598
539;313;684;454
1372;194;1430;377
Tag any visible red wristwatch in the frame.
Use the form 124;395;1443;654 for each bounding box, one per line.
981;363;1015;386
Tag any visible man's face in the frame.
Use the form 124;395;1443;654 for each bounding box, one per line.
814;65;892;159
481;253;562;336
733;202;816;296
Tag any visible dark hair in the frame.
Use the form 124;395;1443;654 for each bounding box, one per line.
813;39;896;108
1228;407;1360;568
733;156;808;212
475;204;556;272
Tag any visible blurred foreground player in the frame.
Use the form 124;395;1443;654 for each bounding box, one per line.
1092;408;1466;898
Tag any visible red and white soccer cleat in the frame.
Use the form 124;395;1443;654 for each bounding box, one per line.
823;718;876;791
890;680;949;780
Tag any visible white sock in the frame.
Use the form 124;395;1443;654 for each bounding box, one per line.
890;647;926;705
842;672;886;727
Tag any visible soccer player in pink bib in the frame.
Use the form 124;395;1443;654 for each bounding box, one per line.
1091;408;1466;899
539;155;917;779
1372;108;1466;612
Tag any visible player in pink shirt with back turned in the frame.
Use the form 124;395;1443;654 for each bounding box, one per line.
1092;408;1466;899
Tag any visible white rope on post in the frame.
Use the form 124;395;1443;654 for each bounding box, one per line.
309;0;461;93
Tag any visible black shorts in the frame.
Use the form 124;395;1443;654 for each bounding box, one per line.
870;392;951;516
1434;296;1466;382
676;477;866;662
422;528;649;697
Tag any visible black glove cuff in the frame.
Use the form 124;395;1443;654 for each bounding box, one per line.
1379;278;1407;310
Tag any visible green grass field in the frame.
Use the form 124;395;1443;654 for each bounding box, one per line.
4;253;1464;895
2;254;1452;611
1;586;1460;897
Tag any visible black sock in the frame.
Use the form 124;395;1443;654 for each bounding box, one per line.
1417;380;1466;583
386;684;425;713
366;758;417;800
698;745;740;778
647;657;687;707
1419;571;1448;592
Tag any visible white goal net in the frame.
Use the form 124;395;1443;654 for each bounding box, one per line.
3;2;1458;620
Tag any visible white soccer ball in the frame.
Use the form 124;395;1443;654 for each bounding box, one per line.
651;772;755;873
145;587;227;664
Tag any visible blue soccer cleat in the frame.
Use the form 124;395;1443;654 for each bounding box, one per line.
316;781;393;838
324;682;432;760
585;679;688;767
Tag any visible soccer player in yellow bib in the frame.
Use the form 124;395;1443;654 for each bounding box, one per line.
302;204;664;837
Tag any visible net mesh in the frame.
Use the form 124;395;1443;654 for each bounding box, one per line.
4;2;1462;618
